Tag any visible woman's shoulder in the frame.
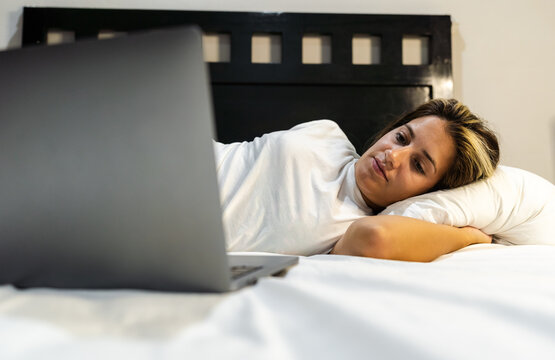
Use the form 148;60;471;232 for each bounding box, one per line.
214;120;355;165
273;120;357;163
280;120;353;149
288;119;346;137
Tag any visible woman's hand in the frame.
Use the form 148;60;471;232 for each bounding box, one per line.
459;226;493;245
331;215;492;262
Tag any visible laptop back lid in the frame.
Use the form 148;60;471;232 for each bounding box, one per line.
0;27;231;292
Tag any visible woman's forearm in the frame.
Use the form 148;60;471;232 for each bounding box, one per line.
331;215;492;262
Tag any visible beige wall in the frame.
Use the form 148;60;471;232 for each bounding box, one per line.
2;0;554;182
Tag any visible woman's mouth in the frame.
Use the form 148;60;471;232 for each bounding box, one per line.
372;157;388;181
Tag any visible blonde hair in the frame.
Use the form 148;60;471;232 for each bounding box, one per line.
368;98;500;190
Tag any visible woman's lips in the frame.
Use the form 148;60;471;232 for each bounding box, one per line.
372;157;387;181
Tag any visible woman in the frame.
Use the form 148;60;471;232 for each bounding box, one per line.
214;98;499;262
331;98;499;261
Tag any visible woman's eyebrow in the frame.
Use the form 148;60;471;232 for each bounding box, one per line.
404;124;437;174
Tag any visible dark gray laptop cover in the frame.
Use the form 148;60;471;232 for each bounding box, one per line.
0;27;241;292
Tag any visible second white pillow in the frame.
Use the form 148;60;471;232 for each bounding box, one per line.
379;166;555;246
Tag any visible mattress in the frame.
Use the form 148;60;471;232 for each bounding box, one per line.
2;244;555;359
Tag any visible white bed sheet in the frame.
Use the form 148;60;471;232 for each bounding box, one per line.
2;244;555;359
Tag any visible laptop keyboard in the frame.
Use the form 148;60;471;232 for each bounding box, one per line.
230;265;262;280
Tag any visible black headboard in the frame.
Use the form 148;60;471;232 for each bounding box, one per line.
22;8;452;154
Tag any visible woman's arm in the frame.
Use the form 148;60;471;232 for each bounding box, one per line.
331;215;492;262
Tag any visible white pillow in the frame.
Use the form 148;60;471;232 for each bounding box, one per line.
379;166;555;245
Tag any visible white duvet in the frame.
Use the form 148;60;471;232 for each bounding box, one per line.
2;245;555;359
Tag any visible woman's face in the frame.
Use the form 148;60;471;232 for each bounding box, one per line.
355;115;456;211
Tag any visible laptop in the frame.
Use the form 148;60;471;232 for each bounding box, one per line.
0;26;298;292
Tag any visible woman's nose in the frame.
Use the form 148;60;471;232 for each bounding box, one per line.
385;148;409;169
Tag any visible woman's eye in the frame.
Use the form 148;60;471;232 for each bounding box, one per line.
395;132;408;145
414;159;425;175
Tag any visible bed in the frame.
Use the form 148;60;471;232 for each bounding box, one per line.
2;7;554;359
